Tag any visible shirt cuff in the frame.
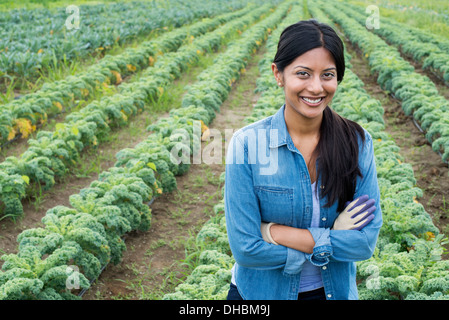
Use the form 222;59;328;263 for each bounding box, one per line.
283;247;307;275
305;228;332;266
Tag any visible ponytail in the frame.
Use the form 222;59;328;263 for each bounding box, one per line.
315;107;365;212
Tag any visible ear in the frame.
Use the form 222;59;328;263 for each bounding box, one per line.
271;63;283;87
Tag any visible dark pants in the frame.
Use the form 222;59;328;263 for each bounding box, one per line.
227;283;327;300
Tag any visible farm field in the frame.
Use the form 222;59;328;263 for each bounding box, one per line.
1;0;449;303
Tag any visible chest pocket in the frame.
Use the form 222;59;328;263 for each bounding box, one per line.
255;186;294;226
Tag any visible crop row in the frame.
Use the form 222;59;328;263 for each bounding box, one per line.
0;4;253;147
0;0;249;79
310;3;449;300
0;0;289;300
163;2;449;300
162;176;231;300
0;3;273;220
162;3;302;300
346;2;449;84
319;1;449;164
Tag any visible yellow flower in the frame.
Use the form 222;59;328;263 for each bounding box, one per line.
111;70;122;84
14;118;33;138
127;64;137;72
81;88;89;96
424;231;435;240
7;128;16;141
200;120;208;133
53;101;63;111
120;110;128;122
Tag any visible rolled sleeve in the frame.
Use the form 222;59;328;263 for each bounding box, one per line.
306;227;332;267
283;248;307;275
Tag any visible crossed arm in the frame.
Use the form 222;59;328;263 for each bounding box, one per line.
261;195;376;254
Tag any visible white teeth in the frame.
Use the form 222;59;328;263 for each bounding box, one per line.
303;97;323;103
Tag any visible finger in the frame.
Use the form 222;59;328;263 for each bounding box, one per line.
349;198;375;215
350;204;376;219
352;214;375;230
346;195;369;211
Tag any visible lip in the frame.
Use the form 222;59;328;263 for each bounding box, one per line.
300;96;326;107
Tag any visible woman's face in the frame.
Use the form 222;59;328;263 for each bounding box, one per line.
272;47;338;120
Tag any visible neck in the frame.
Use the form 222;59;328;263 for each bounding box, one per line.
284;104;323;139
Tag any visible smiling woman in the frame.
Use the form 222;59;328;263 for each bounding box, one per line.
277;48;337;119
224;19;383;300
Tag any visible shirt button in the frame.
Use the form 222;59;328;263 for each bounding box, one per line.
322;217;327;221
320;253;325;256
327;294;332;298
322;266;327;270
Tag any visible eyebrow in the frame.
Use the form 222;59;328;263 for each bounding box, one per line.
294;65;337;71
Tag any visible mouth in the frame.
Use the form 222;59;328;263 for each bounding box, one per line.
300;96;325;106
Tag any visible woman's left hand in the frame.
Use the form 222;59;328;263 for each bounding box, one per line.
332;195;376;230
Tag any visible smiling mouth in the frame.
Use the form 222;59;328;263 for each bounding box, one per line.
300;96;325;106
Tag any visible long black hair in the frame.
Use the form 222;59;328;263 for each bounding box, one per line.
273;19;365;212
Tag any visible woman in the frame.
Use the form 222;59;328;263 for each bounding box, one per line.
224;19;382;300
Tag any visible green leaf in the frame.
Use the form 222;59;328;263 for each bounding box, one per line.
147;162;157;171
55;123;65;132
71;126;79;136
21;175;30;185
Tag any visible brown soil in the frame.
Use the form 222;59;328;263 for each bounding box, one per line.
0;44;217;255
80;48;264;299
342;39;449;238
0;38;263;300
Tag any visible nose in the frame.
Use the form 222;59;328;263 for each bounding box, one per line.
307;75;324;95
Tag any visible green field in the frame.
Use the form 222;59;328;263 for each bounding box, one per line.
1;0;449;302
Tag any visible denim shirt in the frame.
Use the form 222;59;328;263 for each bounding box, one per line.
224;105;382;300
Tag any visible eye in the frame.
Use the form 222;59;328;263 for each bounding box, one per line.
296;71;309;77
323;72;336;79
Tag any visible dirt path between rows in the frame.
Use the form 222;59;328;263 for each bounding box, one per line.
0;45;222;256
342;39;449;238
81;48;265;300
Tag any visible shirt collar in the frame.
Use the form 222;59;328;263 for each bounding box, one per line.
269;104;289;149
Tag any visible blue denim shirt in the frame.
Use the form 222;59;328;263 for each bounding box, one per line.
224;105;382;300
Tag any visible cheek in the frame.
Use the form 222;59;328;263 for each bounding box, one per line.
284;78;305;95
324;81;338;95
